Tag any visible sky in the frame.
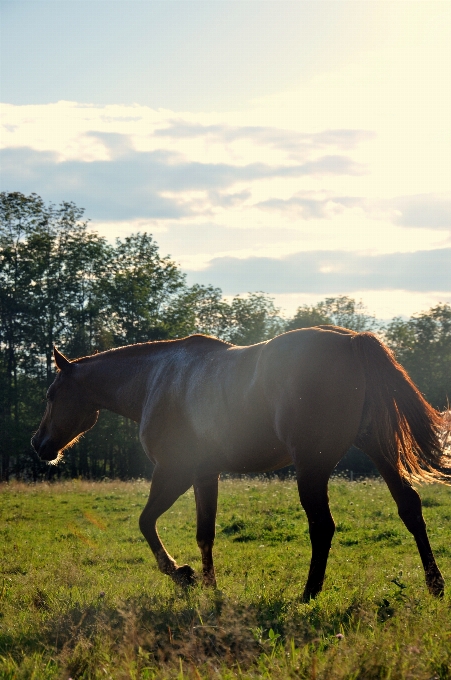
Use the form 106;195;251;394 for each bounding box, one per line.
1;0;450;321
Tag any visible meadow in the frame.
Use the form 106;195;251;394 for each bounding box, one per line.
1;477;450;679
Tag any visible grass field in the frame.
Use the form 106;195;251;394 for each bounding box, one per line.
1;477;450;679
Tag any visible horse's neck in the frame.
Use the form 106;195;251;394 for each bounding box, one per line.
79;353;151;422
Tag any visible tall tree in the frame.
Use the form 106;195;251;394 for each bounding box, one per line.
219;293;284;345
174;288;285;345
385;304;451;409
286;296;376;332
0;193;49;479
285;304;331;330
170;284;227;339
26;203;108;378
101;233;186;345
0;193;111;478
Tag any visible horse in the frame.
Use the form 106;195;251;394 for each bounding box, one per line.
31;326;448;600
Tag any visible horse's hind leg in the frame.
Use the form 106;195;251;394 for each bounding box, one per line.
194;473;219;587
366;453;444;597
296;466;336;601
139;463;195;587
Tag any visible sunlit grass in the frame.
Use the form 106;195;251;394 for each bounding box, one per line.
1;478;450;678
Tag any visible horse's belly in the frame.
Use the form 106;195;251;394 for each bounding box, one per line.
221;448;292;474
208;434;291;474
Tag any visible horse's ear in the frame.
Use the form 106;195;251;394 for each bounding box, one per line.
54;347;71;371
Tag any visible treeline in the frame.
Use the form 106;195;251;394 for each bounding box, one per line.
1;192;450;480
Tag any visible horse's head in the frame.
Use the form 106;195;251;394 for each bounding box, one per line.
31;348;99;463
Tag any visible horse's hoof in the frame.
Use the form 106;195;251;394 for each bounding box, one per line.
202;572;217;588
301;591;313;603
173;564;196;588
427;576;445;598
301;587;320;603
426;566;445;598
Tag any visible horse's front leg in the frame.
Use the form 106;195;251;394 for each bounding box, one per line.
139;463;195;587
194;473;219;587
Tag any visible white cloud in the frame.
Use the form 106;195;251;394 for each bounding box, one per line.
185;249;451;296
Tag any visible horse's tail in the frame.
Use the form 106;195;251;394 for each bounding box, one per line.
351;332;448;483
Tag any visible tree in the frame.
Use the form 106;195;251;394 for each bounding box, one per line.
286;296;376;332
0;193;36;475
220;293;284;345
172;288;285;345
169;284;228;338
27;204;109;375
285;305;331;330
0;192;110;479
0;194;53;478
100;233;186;345
385;304;451;409
319;296;376;331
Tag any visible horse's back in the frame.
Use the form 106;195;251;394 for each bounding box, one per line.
140;328;365;473
201;327;365;465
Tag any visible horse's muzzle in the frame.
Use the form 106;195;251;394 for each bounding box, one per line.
31;434;59;461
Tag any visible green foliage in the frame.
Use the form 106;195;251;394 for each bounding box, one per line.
385;304;451;409
285;304;332;330
219;292;284;346
0;192;107;376
0;478;450;678
100;232;186;345
176;287;284;345
0;193;110;480
286;295;377;332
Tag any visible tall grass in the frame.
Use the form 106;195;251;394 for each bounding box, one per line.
1;478;450;678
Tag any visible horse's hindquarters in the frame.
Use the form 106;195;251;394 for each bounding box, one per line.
261;330;366;468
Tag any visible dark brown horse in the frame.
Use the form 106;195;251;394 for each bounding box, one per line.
32;327;449;600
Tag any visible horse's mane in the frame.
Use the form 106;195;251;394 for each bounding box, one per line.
74;334;230;364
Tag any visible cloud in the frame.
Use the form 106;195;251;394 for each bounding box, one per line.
152;223;300;261
155;121;375;158
207;190;252;208
290;156;365;176
85;131;135;159
256;192;451;230
256;196;343;219
99;116;142;124
390;194;451;229
0;143;365;220
185;248;451;295
0;147;189;220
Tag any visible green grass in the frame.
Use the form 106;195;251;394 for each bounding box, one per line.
1;477;451;679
